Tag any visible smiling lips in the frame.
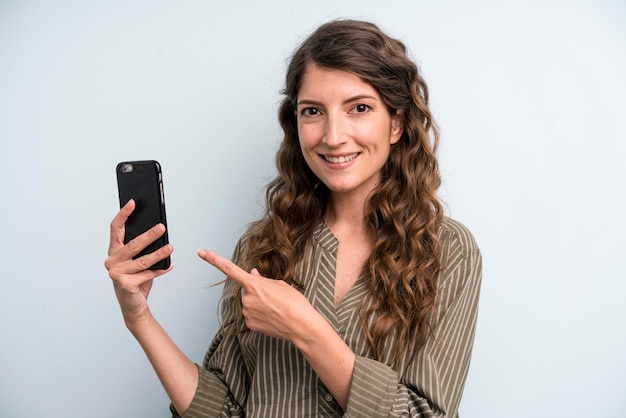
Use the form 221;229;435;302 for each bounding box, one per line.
322;152;359;164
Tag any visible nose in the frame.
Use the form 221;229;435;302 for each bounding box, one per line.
322;113;347;147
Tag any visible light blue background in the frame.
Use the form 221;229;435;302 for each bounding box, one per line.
1;1;624;416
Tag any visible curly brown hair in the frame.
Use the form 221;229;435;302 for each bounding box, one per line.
237;19;443;364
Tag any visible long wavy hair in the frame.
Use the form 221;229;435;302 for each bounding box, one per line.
235;19;443;364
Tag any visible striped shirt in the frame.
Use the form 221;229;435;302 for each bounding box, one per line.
173;217;482;418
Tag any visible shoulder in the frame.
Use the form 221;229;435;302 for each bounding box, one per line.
439;216;480;257
438;217;482;281
230;221;262;265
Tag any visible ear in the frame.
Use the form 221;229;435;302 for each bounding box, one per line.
390;111;404;145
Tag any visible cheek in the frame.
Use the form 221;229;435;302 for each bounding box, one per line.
297;134;315;166
297;125;317;150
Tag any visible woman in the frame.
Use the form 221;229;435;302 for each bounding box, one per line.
106;19;482;417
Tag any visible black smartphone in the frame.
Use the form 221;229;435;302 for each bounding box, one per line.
116;160;170;270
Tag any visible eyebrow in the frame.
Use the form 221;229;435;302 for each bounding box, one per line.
297;94;378;107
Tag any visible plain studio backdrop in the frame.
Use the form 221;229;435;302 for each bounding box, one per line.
0;0;624;416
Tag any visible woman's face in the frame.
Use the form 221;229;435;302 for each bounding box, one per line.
296;64;403;201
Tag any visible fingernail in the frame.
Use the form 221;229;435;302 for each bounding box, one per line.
197;250;206;258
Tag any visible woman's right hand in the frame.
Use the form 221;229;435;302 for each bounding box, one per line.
105;201;197;413
105;199;174;326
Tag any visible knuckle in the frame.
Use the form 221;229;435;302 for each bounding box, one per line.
110;216;123;232
127;238;141;253
107;267;121;282
136;257;149;270
224;263;232;275
148;224;163;239
158;245;170;258
247;281;259;292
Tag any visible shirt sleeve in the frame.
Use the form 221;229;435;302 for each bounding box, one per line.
344;219;482;418
170;239;250;418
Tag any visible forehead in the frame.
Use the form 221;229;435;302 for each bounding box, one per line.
298;63;379;100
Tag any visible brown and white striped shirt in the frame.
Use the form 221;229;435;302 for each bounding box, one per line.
173;217;482;418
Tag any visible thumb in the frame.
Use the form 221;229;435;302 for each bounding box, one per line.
250;268;261;276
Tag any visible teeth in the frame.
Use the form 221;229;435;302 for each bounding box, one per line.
324;153;358;163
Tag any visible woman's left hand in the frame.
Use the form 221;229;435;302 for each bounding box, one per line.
197;249;316;342
198;248;355;411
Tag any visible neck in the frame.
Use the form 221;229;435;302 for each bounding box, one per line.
324;192;369;236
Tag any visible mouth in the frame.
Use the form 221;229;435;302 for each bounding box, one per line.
322;153;359;164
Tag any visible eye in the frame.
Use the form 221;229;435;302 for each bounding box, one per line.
352;104;371;113
300;107;321;117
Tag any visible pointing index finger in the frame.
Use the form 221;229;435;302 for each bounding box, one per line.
198;249;251;287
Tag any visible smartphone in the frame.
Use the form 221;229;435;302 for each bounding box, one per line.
116;160;170;270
